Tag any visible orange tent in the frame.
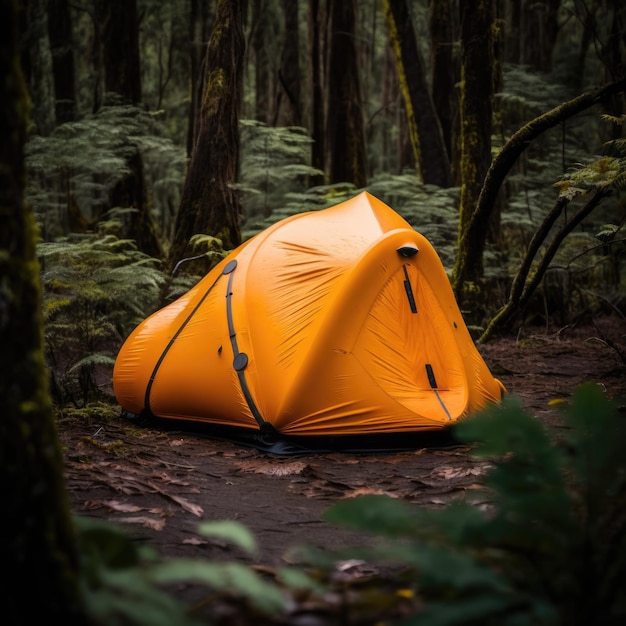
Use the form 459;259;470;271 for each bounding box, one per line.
114;192;504;449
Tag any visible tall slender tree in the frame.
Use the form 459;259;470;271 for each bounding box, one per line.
20;0;56;134
251;0;272;124
48;0;76;124
383;0;451;187
519;0;561;72
326;0;367;188
307;0;325;184
453;0;496;302
169;0;246;272
2;0;85;621
274;0;301;126
95;0;142;104
187;0;214;156
429;0;458;175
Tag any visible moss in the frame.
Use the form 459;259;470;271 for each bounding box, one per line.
382;0;422;174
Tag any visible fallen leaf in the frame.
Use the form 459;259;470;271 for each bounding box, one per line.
101;500;143;513
183;537;209;545
234;459;309;476
115;516;167;531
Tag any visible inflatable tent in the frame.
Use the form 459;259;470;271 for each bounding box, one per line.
114;192;505;451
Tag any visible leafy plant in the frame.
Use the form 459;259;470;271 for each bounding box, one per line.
306;383;626;625
76;516;290;626
39;228;165;406
25;103;185;243
237;120;324;225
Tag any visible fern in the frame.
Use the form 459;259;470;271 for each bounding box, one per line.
39;229;165;406
25;104;184;241
75;516;288;625
238;120;324;223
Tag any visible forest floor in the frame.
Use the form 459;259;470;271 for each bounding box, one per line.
58;316;626;624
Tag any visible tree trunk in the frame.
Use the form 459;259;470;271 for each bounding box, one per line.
504;0;561;71
307;0;325;185
326;0;367;188
1;0;85;621
169;0;246;274
274;0;301;127
20;0;56;134
383;0;451;187
95;0;142;104
429;0;458;171
48;0;76;124
251;0;272;124
519;0;561;72
187;0;213;157
453;0;495;300
452;76;626;299
110;149;164;259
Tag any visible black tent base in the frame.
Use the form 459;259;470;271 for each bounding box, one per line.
120;410;462;456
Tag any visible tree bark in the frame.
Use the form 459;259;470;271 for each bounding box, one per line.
187;0;213;157
169;0;246;273
307;0;325;185
1;0;85;621
20;0;56;134
429;0;458;171
48;0;76;123
274;0;301;127
383;0;451;187
95;0;142;104
326;0;367;188
452;0;495;305
452;76;626;299
110;149;164;259
251;0;272;124
520;0;561;72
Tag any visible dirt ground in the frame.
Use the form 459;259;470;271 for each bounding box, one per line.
58;317;626;614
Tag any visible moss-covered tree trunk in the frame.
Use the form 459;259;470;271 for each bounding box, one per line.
326;0;367;188
383;0;451;187
1;0;85;622
168;0;245;272
452;0;495;304
452;77;626;301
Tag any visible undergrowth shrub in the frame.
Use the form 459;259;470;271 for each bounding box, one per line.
39;227;165;406
75;517;295;626
300;383;626;626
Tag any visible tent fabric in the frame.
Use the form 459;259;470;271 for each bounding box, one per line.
113;192;505;442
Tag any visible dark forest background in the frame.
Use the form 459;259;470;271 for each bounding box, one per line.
19;0;626;404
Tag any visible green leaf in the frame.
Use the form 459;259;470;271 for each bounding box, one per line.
196;519;258;554
83;568;199;626
147;560;285;614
